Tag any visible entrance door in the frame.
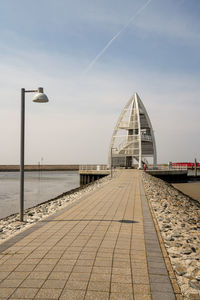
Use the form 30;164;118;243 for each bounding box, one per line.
126;156;132;168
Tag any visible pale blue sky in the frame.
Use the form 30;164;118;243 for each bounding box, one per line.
0;0;200;164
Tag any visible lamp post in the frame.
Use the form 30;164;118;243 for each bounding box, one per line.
20;87;49;222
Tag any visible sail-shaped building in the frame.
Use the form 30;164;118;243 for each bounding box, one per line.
109;93;157;169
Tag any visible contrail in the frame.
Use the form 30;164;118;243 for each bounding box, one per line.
84;0;152;74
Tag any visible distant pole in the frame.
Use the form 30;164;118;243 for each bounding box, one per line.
38;161;40;180
20;88;25;222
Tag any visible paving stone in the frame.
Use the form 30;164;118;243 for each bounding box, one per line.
150;274;171;284
64;280;88;290
110;292;134;300
92;266;111;274
76;259;94;266
34;264;54;272
88;281;110;292
20;279;45;288
151;292;176;300
112;274;132;283
42;279;66;289
111;282;133;294
10;287;39;298
7;271;30;280
0;264;17;272
90;273;111;282
69;272;91;281
14;264;35;272
112;267;131;276
151;282;174;293
60;289;85;300
27;271;49;280
0;279;23;288
0;272;10;280
85;290;109;300
0;287;15;298
134;294;152;300
53;264;73;272
133;284;151;295
48;271;70;280
35;288;62;299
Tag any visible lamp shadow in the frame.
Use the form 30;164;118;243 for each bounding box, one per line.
41;219;138;224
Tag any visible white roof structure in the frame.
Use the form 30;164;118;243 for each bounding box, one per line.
108;93;157;169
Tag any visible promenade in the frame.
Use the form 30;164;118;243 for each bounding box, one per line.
0;170;176;300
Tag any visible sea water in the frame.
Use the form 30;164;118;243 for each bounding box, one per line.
0;171;80;219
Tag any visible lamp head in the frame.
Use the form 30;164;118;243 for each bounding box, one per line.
33;92;49;103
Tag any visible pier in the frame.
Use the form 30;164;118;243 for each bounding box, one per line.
0;170;178;299
79;165;109;185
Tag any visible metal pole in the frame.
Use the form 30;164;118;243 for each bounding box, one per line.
110;148;112;178
20;88;25;222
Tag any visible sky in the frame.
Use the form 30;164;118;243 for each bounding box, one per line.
0;0;200;165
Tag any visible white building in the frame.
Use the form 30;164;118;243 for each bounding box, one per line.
108;93;157;169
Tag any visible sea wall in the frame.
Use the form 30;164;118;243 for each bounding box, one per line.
0;165;79;171
142;172;200;300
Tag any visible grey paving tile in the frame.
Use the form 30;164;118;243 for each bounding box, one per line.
151;282;174;293
150;274;171;284
151;292;176;300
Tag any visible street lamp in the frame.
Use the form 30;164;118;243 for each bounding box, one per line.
110;147;117;178
20;87;49;222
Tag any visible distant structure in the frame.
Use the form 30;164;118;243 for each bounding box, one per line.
108;93;157;169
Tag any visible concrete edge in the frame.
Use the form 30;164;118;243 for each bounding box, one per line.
141;177;183;300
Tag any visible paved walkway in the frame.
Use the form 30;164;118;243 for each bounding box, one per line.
0;170;176;300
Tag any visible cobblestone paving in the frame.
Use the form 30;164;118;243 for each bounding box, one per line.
0;170;175;299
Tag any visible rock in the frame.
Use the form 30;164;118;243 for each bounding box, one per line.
174;263;187;276
189;279;200;290
192;268;200;281
163;224;171;229
181;246;193;255
188;293;200;300
171;231;183;238
188;219;197;225
165;236;174;241
28;212;34;216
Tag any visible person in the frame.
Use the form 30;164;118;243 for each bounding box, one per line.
144;163;146;171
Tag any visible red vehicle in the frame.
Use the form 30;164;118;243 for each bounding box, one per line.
172;162;200;168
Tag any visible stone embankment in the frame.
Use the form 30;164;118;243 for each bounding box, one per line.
142;172;200;300
0;175;110;243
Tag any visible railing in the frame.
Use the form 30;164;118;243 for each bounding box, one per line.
172;165;188;170
79;165;108;171
116;134;152;154
141;134;152;142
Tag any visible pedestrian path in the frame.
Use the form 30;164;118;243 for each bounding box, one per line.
0;170;176;300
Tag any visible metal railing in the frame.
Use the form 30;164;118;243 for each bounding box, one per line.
79;164;108;171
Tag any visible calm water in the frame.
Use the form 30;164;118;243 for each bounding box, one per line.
173;181;200;202
0;171;80;219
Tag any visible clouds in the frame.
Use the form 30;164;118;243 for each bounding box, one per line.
0;0;200;164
